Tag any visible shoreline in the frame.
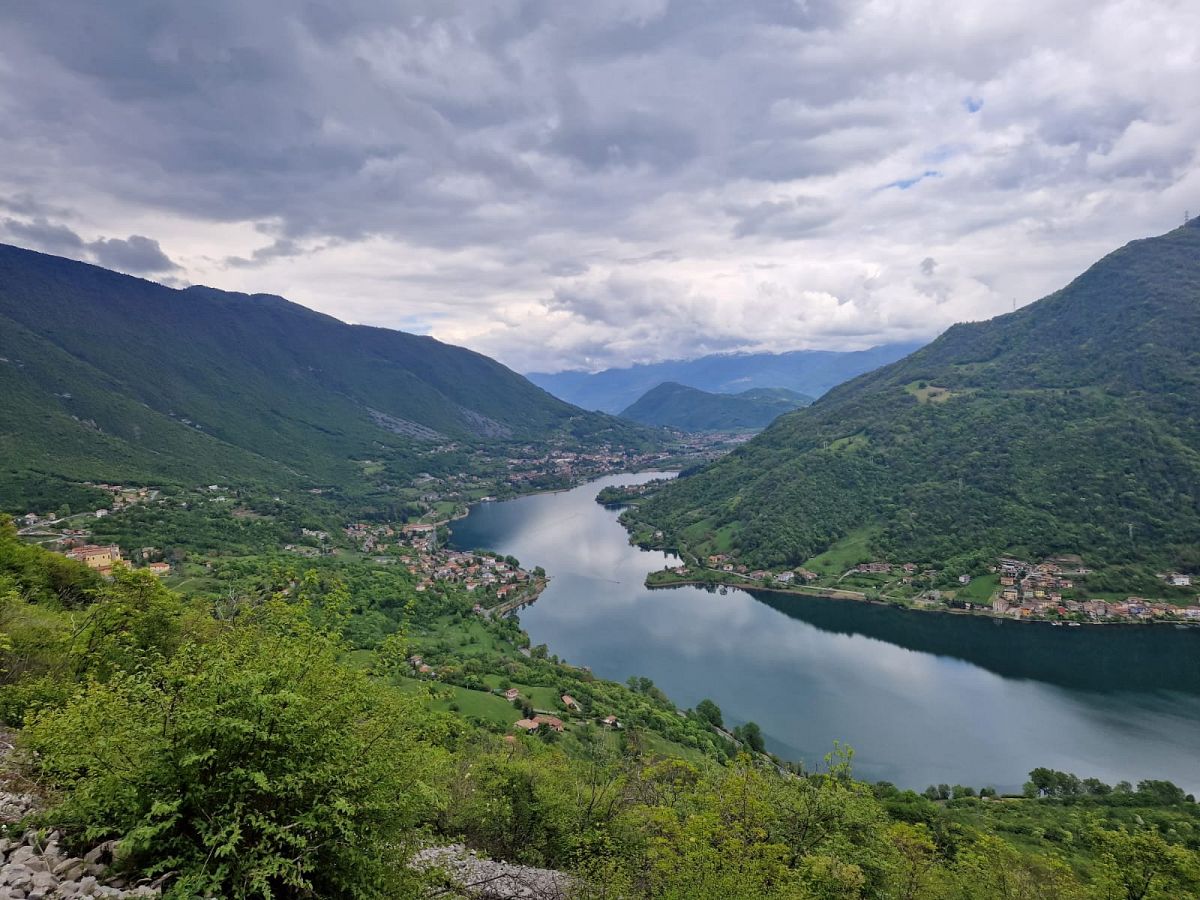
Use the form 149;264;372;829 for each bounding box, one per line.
454;469;679;523
485;577;551;618
644;573;1200;630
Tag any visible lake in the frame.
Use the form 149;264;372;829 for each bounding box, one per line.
450;472;1200;794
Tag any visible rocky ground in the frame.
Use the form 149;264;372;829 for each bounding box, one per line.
414;845;573;899
0;728;570;899
0;730;161;900
0;832;160;899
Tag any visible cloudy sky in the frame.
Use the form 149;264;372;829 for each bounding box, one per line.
1;1;1197;372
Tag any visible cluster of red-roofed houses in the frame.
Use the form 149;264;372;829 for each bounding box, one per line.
990;557;1199;622
699;555;820;585
344;519;536;597
503;688;621;736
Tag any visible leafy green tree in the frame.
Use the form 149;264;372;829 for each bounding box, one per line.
695;698;724;729
1089;825;1200;899
949;834;1088;899
734;721;766;753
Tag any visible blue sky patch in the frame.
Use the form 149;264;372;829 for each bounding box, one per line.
887;170;941;190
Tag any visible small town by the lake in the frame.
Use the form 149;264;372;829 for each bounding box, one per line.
5;5;1200;896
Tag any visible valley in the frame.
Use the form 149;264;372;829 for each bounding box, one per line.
3;228;1200;898
5;5;1200;894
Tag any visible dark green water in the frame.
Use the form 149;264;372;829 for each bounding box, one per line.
450;473;1200;793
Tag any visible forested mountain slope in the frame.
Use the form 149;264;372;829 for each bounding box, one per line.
0;244;643;504
528;342;922;412
638;220;1200;575
619;382;812;431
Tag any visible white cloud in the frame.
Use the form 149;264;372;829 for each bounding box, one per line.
0;0;1196;372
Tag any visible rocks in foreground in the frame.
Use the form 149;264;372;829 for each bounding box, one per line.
414;844;573;899
0;831;160;900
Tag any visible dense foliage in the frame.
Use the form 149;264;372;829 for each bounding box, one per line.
0;242;652;509
639;221;1200;584
3;515;1200;897
619;382;812;431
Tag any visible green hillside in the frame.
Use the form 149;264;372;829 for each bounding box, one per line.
637;220;1200;580
5;514;1200;898
0;244;648;507
619;381;812;431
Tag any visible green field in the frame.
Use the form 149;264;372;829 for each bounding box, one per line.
804;526;878;575
956;573;1000;602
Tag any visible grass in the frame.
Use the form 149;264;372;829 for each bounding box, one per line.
804;526;878;575
680;516;720;545
426;501;459;522
641;731;708;764
392;675;523;727
481;675;562;711
434;685;523;725
709;523;739;554
905;382;955;404
956;574;1000;602
430;615;501;653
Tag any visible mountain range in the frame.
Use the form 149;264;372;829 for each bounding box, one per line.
0;244;646;510
636;220;1200;580
527;343;924;413
620;383;812;431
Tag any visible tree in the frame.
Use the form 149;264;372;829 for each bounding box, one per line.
695;698;724;729
733;721;766;754
1090;826;1200;900
886;822;940;900
1135;779;1189;806
950;834;1088;899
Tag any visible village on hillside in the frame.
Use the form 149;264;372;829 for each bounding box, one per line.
650;551;1200;626
15;483;170;576
341;519;546;612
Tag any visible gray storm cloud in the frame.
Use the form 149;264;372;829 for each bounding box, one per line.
0;0;1196;371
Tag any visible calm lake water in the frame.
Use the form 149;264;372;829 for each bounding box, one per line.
451;472;1200;793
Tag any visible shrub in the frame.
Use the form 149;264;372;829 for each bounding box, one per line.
24;602;446;898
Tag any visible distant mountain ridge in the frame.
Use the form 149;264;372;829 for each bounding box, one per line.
620;382;812;431
637;220;1200;579
0;243;645;508
527;343;925;413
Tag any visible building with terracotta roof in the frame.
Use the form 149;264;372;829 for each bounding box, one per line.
65;544;122;575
